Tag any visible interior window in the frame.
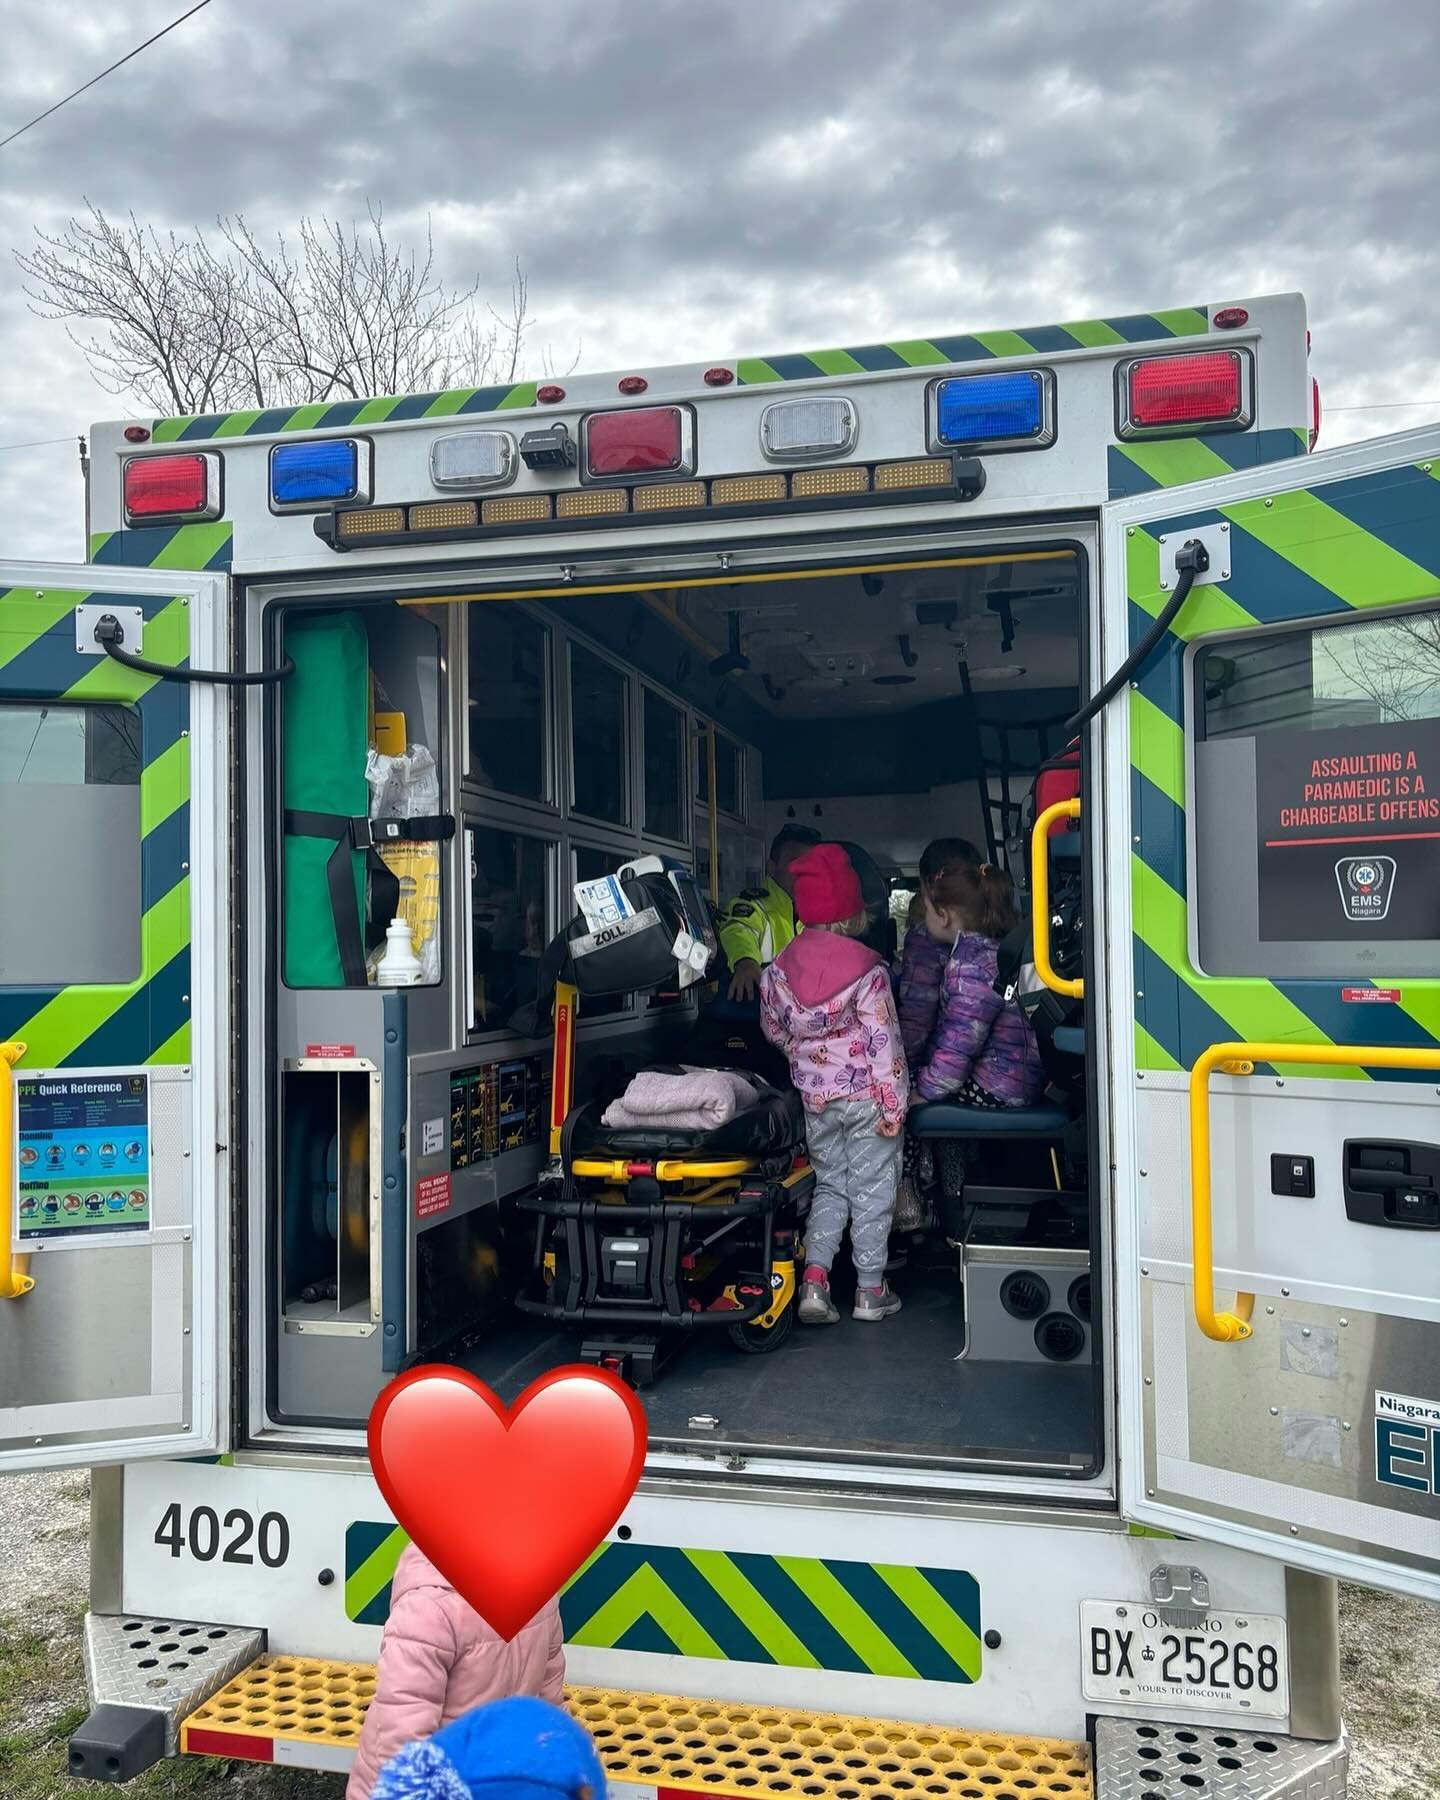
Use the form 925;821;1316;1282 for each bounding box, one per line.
696;727;742;815
642;687;686;841
0;704;141;985
570;645;629;824
469;826;551;1033
468;607;549;802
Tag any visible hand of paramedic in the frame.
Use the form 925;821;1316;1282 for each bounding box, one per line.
728;957;762;1002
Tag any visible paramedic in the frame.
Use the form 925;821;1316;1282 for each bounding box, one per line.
717;824;821;1002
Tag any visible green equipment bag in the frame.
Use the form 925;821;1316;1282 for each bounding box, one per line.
282;612;371;987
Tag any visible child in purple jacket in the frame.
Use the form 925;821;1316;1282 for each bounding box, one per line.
909;862;1045;1109
896;837;982;1065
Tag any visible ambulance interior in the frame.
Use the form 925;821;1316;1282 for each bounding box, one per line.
263;541;1097;1481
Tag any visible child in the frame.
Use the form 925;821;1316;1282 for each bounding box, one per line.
897;837;982;1065
369;1694;606;1800
909;862;1045;1109
347;1545;566;1800
759;843;909;1324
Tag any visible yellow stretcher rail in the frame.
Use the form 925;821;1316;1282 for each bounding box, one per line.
1030;798;1082;1000
1188;1039;1440;1342
0;1042;34;1300
572;1157;756;1183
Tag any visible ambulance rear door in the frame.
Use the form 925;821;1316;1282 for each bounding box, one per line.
0;560;230;1472
1101;425;1440;1601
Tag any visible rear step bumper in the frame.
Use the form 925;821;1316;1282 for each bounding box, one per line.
73;1622;1350;1797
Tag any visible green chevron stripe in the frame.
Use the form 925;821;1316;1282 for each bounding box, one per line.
1114;437;1235;493
873;1565;983;1681
973;330;1034;359
809;348;867;376
422;390;475;418
568;1565;724;1659
0;590;85;671
774;1556;916;1678
886;339;954;367
211;410;265;439
1062;319;1127;348
149;418;191;443
1129;690;1185;808
736;358;784;385
345;1523;408;1625
682;1549;820;1668
11;879;190;1068
148;1021;192;1067
497;383;540;411
1135;1023;1183;1073
1152;307;1209;338
345;1532;981;1680
138;736;190;836
1218;488;1439;611
63;598;188;703
1133;856;1366;1073
352;396;404;426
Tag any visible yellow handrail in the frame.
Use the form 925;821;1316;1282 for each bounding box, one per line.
1;1042;34;1300
1030;798;1082;999
1188;1039;1440;1342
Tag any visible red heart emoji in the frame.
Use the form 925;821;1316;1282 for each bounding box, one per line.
368;1364;647;1641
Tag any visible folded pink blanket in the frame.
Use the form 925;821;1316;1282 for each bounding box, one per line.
602;1066;759;1133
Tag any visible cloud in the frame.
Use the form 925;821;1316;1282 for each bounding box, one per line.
0;0;1436;558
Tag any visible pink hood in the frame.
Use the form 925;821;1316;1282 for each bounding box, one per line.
771;930;883;1008
346;1543;566;1800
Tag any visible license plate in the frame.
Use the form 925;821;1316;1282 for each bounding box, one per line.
1081;1601;1289;1719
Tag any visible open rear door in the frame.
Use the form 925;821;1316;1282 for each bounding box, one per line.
1102;427;1440;1601
0;561;229;1472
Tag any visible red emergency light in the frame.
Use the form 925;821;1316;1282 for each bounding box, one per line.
122;452;220;523
583;405;695;481
1117;349;1252;439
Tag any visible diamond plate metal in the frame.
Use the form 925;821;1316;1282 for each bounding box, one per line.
1095;1718;1346;1800
84;1612;264;1754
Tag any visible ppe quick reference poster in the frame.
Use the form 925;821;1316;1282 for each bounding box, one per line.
15;1072;151;1240
1256;716;1440;942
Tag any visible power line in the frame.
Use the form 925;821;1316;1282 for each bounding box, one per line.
0;436;77;455
0;0;215;154
1326;400;1440;413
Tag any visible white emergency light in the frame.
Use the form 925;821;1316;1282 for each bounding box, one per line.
430;431;517;489
760;397;858;462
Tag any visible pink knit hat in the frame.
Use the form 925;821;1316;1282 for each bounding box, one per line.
790;843;863;927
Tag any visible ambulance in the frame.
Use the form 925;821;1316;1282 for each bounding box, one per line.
1;289;1436;1797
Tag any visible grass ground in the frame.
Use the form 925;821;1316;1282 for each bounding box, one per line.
0;1473;1434;1796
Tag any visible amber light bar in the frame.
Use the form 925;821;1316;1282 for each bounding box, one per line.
318;454;984;551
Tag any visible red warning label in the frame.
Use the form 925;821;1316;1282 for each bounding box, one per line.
415;1173;451;1218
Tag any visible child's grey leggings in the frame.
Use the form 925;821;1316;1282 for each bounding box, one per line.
802;1099;903;1281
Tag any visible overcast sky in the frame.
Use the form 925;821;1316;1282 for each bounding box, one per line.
0;0;1436;562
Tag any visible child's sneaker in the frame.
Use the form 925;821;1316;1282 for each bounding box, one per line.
853;1282;902;1322
798;1271;840;1325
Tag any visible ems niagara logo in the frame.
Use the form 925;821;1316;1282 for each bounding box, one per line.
1335;855;1396;924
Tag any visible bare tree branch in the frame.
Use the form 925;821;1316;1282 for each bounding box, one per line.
16;202;546;413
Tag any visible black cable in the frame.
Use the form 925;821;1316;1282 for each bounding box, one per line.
94;613;293;687
0;1;215;153
1064;538;1209;736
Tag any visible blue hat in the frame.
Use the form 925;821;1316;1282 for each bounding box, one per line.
371;1697;607;1800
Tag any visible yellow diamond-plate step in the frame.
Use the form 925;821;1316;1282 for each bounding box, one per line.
182;1656;1091;1798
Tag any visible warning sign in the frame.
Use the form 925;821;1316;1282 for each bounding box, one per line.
1256;717;1440;942
415;1173;451;1219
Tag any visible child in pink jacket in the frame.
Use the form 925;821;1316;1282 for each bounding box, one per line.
347;1543;566;1800
759;843;909;1326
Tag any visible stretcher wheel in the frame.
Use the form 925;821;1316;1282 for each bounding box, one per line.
727;1296;796;1355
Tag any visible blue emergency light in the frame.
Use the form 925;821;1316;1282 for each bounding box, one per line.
269;439;371;512
931;371;1054;452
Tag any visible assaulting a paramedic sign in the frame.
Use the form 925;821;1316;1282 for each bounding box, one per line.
1256;716;1440;942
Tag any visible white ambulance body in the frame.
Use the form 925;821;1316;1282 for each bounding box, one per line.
2;289;1437;1796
